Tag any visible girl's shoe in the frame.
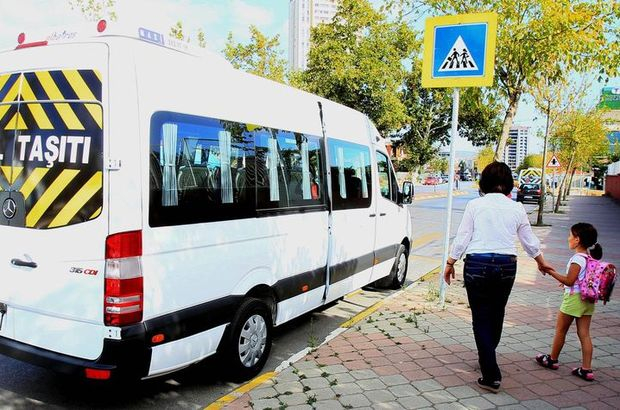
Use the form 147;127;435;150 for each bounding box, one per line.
535;353;559;370
572;367;594;381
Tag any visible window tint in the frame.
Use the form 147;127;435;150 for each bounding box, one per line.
328;139;372;210
376;151;399;203
255;129;324;209
149;112;325;227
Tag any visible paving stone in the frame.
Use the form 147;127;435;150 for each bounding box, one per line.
339;393;372;407
330;372;355;384
396;395;432;408
485;392;519;406
312;399;342;410
388;383;419;398
379;374;409;387
249;386;278;400
357;378;387;391
284;405;313;410
250;397;280;409
445;385;480;399
322;364;349;374
412;378;444;392
364;389;397;404
434;402;470;410
332;382;363;396
521;399;558;409
421;390;456;404
273;381;305;395
497;405;528;410
350;369;378;380
301;376;330;390
459;396;496;409
372;401;405;409
278;392;310;406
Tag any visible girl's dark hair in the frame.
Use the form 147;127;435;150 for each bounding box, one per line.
479;161;514;195
571;222;603;260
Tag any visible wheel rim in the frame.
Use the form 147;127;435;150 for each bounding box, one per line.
396;252;407;283
238;314;267;368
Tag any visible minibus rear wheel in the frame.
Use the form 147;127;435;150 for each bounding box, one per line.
223;297;273;382
374;244;408;289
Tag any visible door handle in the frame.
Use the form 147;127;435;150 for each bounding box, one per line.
379;213;387;216
11;258;37;268
369;213;376;217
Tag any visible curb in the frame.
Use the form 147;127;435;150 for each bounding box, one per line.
203;264;442;409
413;190;468;201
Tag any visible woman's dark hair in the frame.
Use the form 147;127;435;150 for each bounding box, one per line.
571;222;603;260
479;161;514;195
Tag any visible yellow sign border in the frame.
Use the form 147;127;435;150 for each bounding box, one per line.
422;12;498;88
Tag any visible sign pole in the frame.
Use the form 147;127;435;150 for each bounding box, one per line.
439;87;459;307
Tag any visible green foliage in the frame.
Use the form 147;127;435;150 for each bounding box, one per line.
427;156;448;174
169;21;185;41
298;0;419;135
475;146;496;173
517;154;543;172
68;0;116;21
224;26;287;83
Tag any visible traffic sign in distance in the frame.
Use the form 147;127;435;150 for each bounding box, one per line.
547;155;561;168
422;13;497;88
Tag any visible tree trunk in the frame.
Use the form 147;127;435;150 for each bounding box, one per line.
554;153;575;212
564;167;577;199
494;90;522;162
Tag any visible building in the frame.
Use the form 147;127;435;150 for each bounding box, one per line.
503;126;530;170
289;0;340;71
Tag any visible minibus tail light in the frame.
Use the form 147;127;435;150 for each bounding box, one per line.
104;231;143;326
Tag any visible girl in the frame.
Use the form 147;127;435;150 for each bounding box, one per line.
535;222;602;381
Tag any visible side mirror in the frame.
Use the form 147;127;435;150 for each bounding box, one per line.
401;181;413;204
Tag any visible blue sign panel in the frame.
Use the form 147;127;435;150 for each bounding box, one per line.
432;23;488;79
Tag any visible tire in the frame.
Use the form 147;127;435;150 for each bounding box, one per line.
374;244;408;289
222;298;272;382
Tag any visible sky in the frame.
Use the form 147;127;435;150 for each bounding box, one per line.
0;0;615;154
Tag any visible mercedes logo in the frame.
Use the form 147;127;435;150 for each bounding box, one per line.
2;198;16;219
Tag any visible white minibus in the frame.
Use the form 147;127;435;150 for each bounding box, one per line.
0;21;413;381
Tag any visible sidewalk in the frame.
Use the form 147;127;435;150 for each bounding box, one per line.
216;195;620;410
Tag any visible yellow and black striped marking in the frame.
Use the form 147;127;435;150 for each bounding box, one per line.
0;69;103;229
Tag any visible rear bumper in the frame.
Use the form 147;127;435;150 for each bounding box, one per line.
0;324;150;380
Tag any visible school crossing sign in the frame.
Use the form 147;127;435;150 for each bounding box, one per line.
422;13;498;88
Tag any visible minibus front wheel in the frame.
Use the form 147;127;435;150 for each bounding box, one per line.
223;297;273;382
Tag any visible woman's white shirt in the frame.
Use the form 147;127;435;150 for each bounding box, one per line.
449;193;542;260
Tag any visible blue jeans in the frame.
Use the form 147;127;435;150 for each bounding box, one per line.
463;253;517;382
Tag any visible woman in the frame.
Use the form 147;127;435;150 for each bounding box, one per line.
443;161;552;393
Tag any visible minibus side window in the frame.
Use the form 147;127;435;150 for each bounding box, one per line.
329;139;372;210
255;129;324;209
376;151;391;200
149;113;255;227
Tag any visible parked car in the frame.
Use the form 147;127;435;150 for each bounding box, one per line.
440;174;449;183
516;183;542;203
423;176;440;185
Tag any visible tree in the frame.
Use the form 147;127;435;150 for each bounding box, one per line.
299;0;418;135
224;26;287;83
68;0;116;21
516;154;543;172
428;156;449;174
391;0;620;161
475;146;495;174
550;109;609;211
530;76;587;224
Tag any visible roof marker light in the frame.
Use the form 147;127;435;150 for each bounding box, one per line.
97;19;107;33
17;33;25;44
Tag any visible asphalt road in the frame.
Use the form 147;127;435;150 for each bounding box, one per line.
0;183;537;409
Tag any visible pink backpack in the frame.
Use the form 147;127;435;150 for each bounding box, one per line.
578;256;616;304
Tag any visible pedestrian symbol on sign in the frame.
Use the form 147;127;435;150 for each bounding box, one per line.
547;155;561;168
438;36;478;72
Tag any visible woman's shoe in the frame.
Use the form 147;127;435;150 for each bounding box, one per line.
572;367;594;381
477;377;500;393
535;353;559;370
